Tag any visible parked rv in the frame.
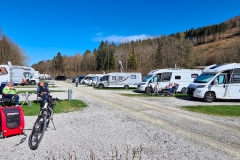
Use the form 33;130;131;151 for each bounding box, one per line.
91;74;104;86
97;72;142;89
138;68;202;94
187;63;240;102
80;74;95;85
0;61;39;85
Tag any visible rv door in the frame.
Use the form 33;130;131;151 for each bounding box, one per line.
211;74;228;98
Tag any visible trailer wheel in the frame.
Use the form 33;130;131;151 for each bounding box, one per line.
204;92;215;103
181;87;187;94
124;85;129;89
145;87;153;94
99;84;104;89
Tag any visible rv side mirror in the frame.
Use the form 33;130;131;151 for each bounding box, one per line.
213;79;218;85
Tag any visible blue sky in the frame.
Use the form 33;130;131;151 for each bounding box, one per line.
0;0;240;66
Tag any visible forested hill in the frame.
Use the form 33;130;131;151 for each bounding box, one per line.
32;15;240;76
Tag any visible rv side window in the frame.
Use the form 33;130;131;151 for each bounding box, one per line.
191;74;199;78
175;76;181;80
130;75;136;79
112;76;116;80
214;75;225;85
119;76;123;80
162;72;172;81
232;74;240;83
152;76;158;82
0;67;8;75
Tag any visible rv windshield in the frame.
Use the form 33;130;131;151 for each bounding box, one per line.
142;75;153;82
193;73;215;83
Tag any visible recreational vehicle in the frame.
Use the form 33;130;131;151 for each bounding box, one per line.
80;74;95;85
97;72;142;89
187;63;240;102
91;74;104;86
0;61;39;85
138;68;202;93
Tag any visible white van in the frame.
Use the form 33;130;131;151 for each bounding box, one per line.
187;63;240;102
80;74;95;85
97;72;142;89
91;74;104;86
138;68;202;93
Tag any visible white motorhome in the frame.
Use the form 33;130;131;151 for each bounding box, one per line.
91;74;104;86
97;72;142;89
138;68;202;93
187;63;240;102
0;61;39;85
80;74;95;85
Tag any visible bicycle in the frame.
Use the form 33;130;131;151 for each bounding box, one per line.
28;94;61;150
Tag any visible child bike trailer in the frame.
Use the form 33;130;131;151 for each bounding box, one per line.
0;106;25;138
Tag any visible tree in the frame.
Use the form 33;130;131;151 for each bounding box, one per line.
52;52;64;75
128;53;137;70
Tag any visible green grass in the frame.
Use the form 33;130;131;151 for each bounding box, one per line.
121;93;189;97
21;99;87;116
18;90;66;94
182;105;240;116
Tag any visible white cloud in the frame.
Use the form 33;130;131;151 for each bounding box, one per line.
92;34;153;43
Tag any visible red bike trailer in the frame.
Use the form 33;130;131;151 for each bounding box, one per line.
0;103;25;138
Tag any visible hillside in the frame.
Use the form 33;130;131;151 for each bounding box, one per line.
193;27;240;66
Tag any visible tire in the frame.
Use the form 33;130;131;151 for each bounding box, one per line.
28;115;47;150
181;87;187;94
204;92;215;102
31;80;36;85
99;84;104;89
124;85;129;89
145;87;153;94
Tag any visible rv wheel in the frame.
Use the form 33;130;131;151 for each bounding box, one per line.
145;87;152;94
99;84;104;89
31;81;36;85
181;87;187;94
124;85;129;89
204;92;215;102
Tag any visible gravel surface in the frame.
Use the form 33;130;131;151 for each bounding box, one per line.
0;80;240;159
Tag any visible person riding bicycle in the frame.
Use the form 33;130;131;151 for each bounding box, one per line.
37;82;50;109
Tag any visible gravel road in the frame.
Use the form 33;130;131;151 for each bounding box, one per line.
0;80;240;159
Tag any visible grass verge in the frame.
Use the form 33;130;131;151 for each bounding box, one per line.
18;90;66;94
21;99;87;116
182;105;240;116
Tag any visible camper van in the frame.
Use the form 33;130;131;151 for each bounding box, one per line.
138;68;202;93
91;74;104;86
80;74;95;85
97;72;142;89
0;61;39;85
187;63;240;102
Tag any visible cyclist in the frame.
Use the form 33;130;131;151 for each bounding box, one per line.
37;82;50;109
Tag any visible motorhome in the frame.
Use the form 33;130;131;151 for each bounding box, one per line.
138;68;202;93
187;63;240;102
97;72;142;88
80;74;95;85
0;61;39;85
91;74;104;86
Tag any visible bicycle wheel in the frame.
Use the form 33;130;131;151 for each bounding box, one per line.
28;115;47;150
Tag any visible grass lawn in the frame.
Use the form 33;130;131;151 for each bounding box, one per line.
182;105;240;116
18;90;66;94
21;99;87;116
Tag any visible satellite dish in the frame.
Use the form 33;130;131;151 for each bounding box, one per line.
7;61;12;65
